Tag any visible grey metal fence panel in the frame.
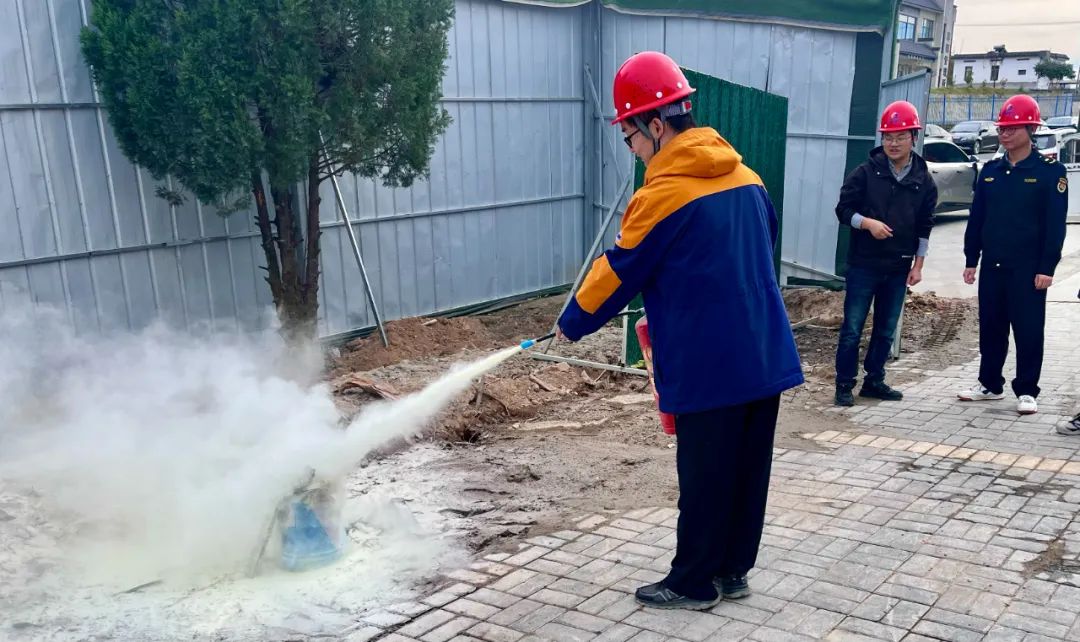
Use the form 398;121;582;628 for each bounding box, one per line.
927;93;1075;126
879;70;932;151
314;0;587;337
0;0;587;339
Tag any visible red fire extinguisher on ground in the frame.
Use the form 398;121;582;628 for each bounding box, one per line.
634;316;676;435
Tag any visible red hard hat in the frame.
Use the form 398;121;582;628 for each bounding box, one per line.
612;51;695;125
879;101;922;132
995;94;1042;127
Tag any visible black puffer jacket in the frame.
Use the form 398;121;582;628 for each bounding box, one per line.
835;147;938;273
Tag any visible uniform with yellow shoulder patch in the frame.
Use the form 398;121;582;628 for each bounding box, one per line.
558;128;804;414
964;149;1068;276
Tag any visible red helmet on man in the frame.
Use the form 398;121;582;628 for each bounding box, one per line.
611;51;695;125
995;94;1042;127
879;101;922;133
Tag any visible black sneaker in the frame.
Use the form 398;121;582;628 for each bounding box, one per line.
835;387;855;407
859;380;903;401
713;575;751;599
634;582;719;610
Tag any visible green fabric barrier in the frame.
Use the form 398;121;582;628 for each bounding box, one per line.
499;0;897;34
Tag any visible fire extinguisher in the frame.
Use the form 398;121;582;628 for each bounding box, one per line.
634;316;676;435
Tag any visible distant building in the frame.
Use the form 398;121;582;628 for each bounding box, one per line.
896;0;957;87
951;47;1073;90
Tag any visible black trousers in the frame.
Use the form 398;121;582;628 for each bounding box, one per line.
978;264;1047;398
662;395;780;600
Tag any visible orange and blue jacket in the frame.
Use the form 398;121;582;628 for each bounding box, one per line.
558;127;803;414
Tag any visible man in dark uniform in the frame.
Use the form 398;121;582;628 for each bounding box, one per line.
959;94;1068;416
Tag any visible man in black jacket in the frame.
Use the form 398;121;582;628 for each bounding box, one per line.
833;101;938;407
960;95;1068;416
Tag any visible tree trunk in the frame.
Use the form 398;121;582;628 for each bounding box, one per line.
250;170;320;344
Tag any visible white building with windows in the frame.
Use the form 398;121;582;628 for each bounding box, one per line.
896;0;957;87
951;48;1073;90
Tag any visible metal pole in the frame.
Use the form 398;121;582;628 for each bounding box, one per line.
542;173;632;354
318;132;389;347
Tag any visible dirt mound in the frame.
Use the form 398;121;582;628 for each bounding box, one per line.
783;288;845;328
331;317;498;374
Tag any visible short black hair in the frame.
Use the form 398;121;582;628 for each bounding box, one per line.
637;110;697;134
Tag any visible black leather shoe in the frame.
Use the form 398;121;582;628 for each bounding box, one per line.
835;387;855;407
634;582;719;610
859;380;903;401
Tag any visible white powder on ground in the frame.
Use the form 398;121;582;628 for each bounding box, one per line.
0;307;520;640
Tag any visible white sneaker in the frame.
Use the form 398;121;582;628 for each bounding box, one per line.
1056;415;1080;435
957;384;1005;402
1017;395;1038;415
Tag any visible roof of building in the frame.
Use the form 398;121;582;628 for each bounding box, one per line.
900;40;938;61
901;0;944;13
954;50;1070;61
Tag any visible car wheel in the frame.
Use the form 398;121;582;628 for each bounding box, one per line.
974;140;981;155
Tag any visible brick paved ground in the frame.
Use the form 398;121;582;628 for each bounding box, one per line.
351;302;1080;642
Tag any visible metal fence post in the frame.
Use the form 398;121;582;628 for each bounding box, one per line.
990;95;997;120
967;96;972;120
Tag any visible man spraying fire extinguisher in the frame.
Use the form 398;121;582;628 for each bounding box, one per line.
556;51;803;610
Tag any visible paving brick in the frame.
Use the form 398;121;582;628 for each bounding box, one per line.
504;603;567;634
848;594;897;622
568;559;638;586
922;607;993;634
609;518;652;533
465;622;524;642
880;600;929;630
596;526;640;540
399;610;458;638
525;558;577;577
709;601;771;625
468;589;520;609
980;626;1027;642
534;622;594;642
547;578;607;598
556;611;617;634
388;602;437;617
445;599;500;621
593;623;643;642
995;614;1070;638
551;530;584;541
422;617;481;642
626;631;667;642
470;561;515;578
595;592;642;621
705;620;758;641
488;570;540;594
580;538;629;558
625;608;720;635
504;546;552;568
530;588;586;609
763;602;816;631
746;627;816;642
910;620;984;642
835;617;906;642
799;605;846;635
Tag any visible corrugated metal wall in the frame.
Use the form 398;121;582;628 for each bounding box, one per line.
593;8;858;281
879;70;933;152
1;0;864;338
0;0;587;337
